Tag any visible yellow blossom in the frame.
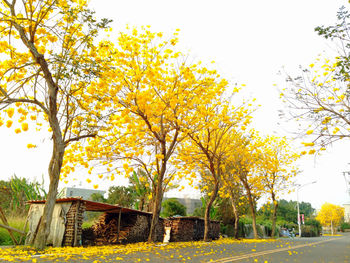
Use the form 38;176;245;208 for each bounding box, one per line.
6;108;14;118
302;142;314;147
21;122;29;131
6;120;13;128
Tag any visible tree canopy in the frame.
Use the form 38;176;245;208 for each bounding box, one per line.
161;198;186;218
316;202;344;235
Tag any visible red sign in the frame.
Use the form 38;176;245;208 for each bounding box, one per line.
301;214;305;224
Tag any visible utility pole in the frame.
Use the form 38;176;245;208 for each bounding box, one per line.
296;181;317;237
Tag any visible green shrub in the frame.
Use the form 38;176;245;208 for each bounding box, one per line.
240;216;252;225
161;198;186;218
220;220;245;238
340;222;350;232
277;220;297;230
255;219;272;237
220;223;235;237
301;225;319;237
304;219;321;235
238;220;246;237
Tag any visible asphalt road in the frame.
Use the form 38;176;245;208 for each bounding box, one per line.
1;233;350;262
209;234;350;263
82;233;350;263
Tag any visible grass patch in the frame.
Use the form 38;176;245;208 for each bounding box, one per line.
0;213;102;246
0;216;28;246
82;211;103;229
82;220;95;229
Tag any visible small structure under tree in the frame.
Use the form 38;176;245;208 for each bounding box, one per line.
26;198;164;247
164;216;220;242
26;198;220;247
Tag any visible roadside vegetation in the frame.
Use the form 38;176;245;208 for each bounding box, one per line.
0;174;327;246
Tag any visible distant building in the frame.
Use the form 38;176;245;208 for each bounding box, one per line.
344;202;350;223
62;187;106;200
163;197;202;215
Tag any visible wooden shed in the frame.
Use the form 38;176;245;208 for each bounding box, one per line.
26;198;164;247
164;216;220;242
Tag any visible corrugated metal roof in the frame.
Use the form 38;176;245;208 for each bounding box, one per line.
27;197;152;216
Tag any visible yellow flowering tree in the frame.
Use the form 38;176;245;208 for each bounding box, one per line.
219;162;247;239
259;136;299;237
281;7;350;153
65;27;229;242
226;131;266;239
0;0;114;249
178;95;252;241
316;203;344;235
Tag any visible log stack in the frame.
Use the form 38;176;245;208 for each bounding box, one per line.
122;214;149;243
165;217;197;241
155;217;165;242
209;221;220;240
82;212;165;245
164;216;220;242
91;213;137;245
82;226;95;246
193;218;205;240
62;200;85;246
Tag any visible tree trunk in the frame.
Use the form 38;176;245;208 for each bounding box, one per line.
271;195;278;238
230;197;240;239
204;180;219;242
246;189;258;239
13;16;65;249
139;198;144;211
147;177;163;242
331;220;333;235
147;152;167;242
32;138;65;249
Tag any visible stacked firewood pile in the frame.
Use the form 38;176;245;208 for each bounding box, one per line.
91;213;134;245
209;221;220;240
82;226;95;246
165;217;197;241
193;218;205;240
62;201;86;246
122;214;150;243
155;218;165;242
81;212;166;245
164;217;220;242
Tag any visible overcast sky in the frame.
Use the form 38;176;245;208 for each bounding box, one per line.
1;0;349;209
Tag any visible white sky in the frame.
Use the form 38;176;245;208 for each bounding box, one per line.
1;0;349;210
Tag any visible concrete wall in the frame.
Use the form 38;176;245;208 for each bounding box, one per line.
26;202;72;247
